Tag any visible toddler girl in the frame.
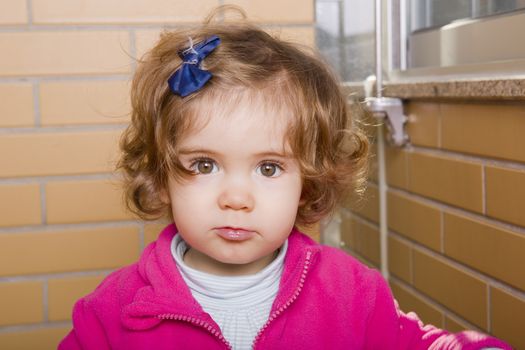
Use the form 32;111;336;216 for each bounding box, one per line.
59;8;511;350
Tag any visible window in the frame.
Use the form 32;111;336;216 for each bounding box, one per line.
315;0;525;82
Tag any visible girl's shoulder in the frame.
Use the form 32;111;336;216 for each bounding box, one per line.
79;239;161;311
81;262;144;308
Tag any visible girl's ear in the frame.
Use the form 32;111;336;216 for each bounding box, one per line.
299;191;307;206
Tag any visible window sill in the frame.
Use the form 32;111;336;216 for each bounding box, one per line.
342;78;525;101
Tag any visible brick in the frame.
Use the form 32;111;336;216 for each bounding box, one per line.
408;152;483;213
0;226;139;276
385;146;408;189
0;130;121;178
135;29;163;59
0;184;41;227
225;0;314;23
341;217;380;265
388;192;441;251
46;178;133;224
48;275;105;321
444;314;472;333
486;166;525;228
346;184;379;223
441;102;525;163
390;280;443;327
0;84;34;127
444;213;525;291
405;102;440;148
340;215;356;249
40;80;130;126
0;281;43;326
32;0;218;24
491;288;525;350
388;235;411;283
413;250;487;329
0;0;27;25
355;221;380;266
0;327;70;350
0;31;130;76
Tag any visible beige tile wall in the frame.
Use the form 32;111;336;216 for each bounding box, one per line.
0;1;315;348
342;100;525;349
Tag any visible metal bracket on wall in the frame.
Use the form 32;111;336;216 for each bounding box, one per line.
365;97;409;147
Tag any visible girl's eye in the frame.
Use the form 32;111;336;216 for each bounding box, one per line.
257;162;283;177
190;159;218;174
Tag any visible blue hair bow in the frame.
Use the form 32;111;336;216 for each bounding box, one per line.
168;35;221;97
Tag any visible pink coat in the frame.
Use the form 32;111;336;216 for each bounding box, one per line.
59;224;511;349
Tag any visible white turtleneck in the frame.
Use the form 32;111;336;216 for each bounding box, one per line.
171;234;288;350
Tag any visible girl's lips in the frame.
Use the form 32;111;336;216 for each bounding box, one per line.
215;227;255;241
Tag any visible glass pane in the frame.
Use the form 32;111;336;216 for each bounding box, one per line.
406;0;525;69
315;0;376;82
410;0;525;33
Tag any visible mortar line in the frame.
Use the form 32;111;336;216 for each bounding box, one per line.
0;321;72;334
0;173;118;185
139;222;145;252
411;144;525;172
391;275;484;331
40;182;46;225
42;280;49;322
0;75;130;84
26;0;33;25
0;22;311;33
388;187;525;236
218;0;225;22
481;164;487;215
409;237;414;285
32;80;41;127
0;269;115;283
0;220;143;235
487;285;492;332
440;211;445;253
129;29;138;71
0;124;127;135
390;231;525;300
349;212;380;230
437;103;442;148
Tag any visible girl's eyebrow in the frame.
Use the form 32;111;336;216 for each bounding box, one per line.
178;148;220;156
253;151;293;159
177;148;292;158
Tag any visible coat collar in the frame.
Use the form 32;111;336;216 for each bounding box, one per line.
121;224;320;330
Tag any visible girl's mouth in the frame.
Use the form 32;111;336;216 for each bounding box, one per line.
215;227;255;241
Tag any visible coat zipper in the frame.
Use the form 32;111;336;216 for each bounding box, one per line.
251;250;313;349
157;313;233;349
157;249;313;350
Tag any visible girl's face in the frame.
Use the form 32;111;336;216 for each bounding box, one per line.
167;96;302;276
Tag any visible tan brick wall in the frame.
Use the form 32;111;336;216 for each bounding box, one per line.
342;100;525;349
0;1;315;347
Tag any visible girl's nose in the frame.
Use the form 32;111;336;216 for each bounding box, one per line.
217;181;254;212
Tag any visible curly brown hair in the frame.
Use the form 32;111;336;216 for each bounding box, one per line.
118;7;369;226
